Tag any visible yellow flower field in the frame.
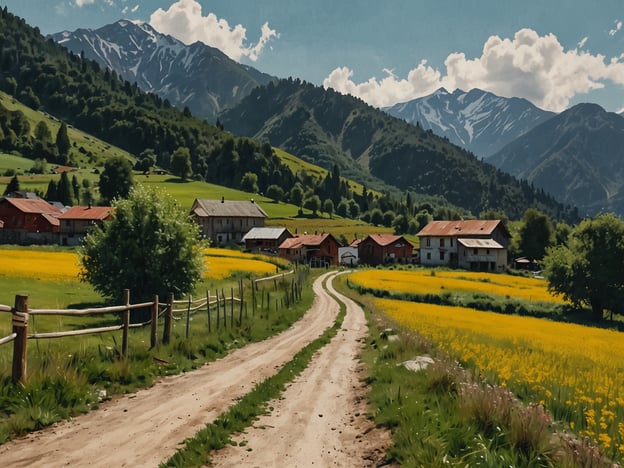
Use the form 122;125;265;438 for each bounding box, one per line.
204;247;290;268
375;297;624;458
0;249;80;281
349;268;565;303
203;255;278;280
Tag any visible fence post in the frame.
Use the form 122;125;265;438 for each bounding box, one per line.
230;288;234;328
163;293;173;344
185;295;192;339
12;294;29;384
122;289;130;358
239;280;243;325
216;292;220;329
222;290;227;328
207;290;211;333
150;295;158;349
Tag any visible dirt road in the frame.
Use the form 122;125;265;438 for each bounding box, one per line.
0;271;389;467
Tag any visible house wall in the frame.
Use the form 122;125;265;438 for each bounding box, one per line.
195;215;265;246
359;238;413;265
307;239;340;266
419;236;459;266
457;245;507;272
244;232;291;252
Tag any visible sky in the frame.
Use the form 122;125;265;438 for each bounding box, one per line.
2;0;624;112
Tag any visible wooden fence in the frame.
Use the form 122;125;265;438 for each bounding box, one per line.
0;268;309;385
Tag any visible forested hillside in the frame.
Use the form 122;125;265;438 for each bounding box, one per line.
221;79;578;222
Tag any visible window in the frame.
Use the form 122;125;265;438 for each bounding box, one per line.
426;252;431;260
439;252;445;261
440;238;445;248
473;248;478;255
486;249;490;255
426;238;430;247
450;238;454;247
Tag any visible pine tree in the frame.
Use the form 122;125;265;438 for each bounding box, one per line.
57;172;73;205
55;122;70;157
3;175;20;195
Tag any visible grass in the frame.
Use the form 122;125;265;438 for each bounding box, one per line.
335;275;616;466
162;273;347;467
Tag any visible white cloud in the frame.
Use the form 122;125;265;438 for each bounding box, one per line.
131;4;139;13
149;0;278;62
609;20;622;36
577;36;588;49
74;0;96;6
324;28;624;112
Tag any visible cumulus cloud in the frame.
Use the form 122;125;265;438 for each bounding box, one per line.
577;36;588;49
149;0;278;62
609;20;622;36
323;28;624;111
74;0;96;6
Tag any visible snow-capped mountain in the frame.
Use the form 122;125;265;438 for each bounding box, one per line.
383;88;555;159
51;20;275;121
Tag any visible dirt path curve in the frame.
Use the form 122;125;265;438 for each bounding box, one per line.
208;271;391;467
0;271;345;467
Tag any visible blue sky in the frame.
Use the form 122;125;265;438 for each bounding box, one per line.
2;0;624;112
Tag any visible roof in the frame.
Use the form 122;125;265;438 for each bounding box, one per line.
58;206;114;221
457;238;503;249
279;233;338;249
191;199;268;218
1;197;62;215
362;234;413;247
242;227;291;241
417;220;510;238
40;213;60;227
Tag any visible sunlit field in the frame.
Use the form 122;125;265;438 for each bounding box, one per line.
374;296;624;460
349;268;565;303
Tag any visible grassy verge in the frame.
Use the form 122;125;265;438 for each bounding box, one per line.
162;273;347;467
334;277;615;466
0;268;319;444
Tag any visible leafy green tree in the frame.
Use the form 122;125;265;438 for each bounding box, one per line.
98;155;134;204
393;214;409;235
290;183;304;208
266;184;284;202
303;195;321;215
336;198;349;218
3;174;19;195
348;199;360;219
34;121;52;142
240;171;259;193
55;122;70;157
71;175;80;201
415;209;433;232
79;185;205;318
170;146;192;180
518;208;554;261
370;208;383;226
383;210;396;227
322;198;334;218
30;158;47;174
543;213;624;322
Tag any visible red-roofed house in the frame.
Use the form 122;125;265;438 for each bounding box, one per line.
358;234;414;266
278;233;342;267
417;220;511;271
0;197;62;244
58;205;114;246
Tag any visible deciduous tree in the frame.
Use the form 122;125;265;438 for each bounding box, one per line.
98;155;134;204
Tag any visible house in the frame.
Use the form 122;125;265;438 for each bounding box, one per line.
190;198;268;246
338;238;361;267
58;205;114;246
278;233;342;267
242;226;293;253
0;196;62;244
358;234;414;266
417;219;511;272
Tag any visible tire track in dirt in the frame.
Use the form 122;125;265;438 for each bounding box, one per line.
0;271;341;467
208;272;391;467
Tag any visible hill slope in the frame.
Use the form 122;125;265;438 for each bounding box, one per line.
51;20;276;122
383;88;555;159
221;79;576;221
490;103;624;216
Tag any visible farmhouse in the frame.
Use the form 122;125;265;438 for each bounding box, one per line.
241;226;293;253
58;205;114;246
358;234;414;266
417;219;510;272
0;196;62;244
190;198;268;246
278;233;342;267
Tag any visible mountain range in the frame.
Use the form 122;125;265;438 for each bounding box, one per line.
50;20;275;122
383;88;555;159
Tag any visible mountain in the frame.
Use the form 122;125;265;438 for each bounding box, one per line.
383;88;555;159
221;78;577;221
50;20;275;122
489;103;624;217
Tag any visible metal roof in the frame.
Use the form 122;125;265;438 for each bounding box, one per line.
417;220;509;237
362;234;413;247
192;199;268;218
242;227;290;241
58;206;114;221
1;197;62;215
457;238;503;249
279;233;336;249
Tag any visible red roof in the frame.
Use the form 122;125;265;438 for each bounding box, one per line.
58;206;114;221
363;234;413;247
2;197;62;215
417;220;509;238
280;233;335;249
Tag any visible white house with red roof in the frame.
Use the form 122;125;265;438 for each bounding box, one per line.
417;220;511;272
